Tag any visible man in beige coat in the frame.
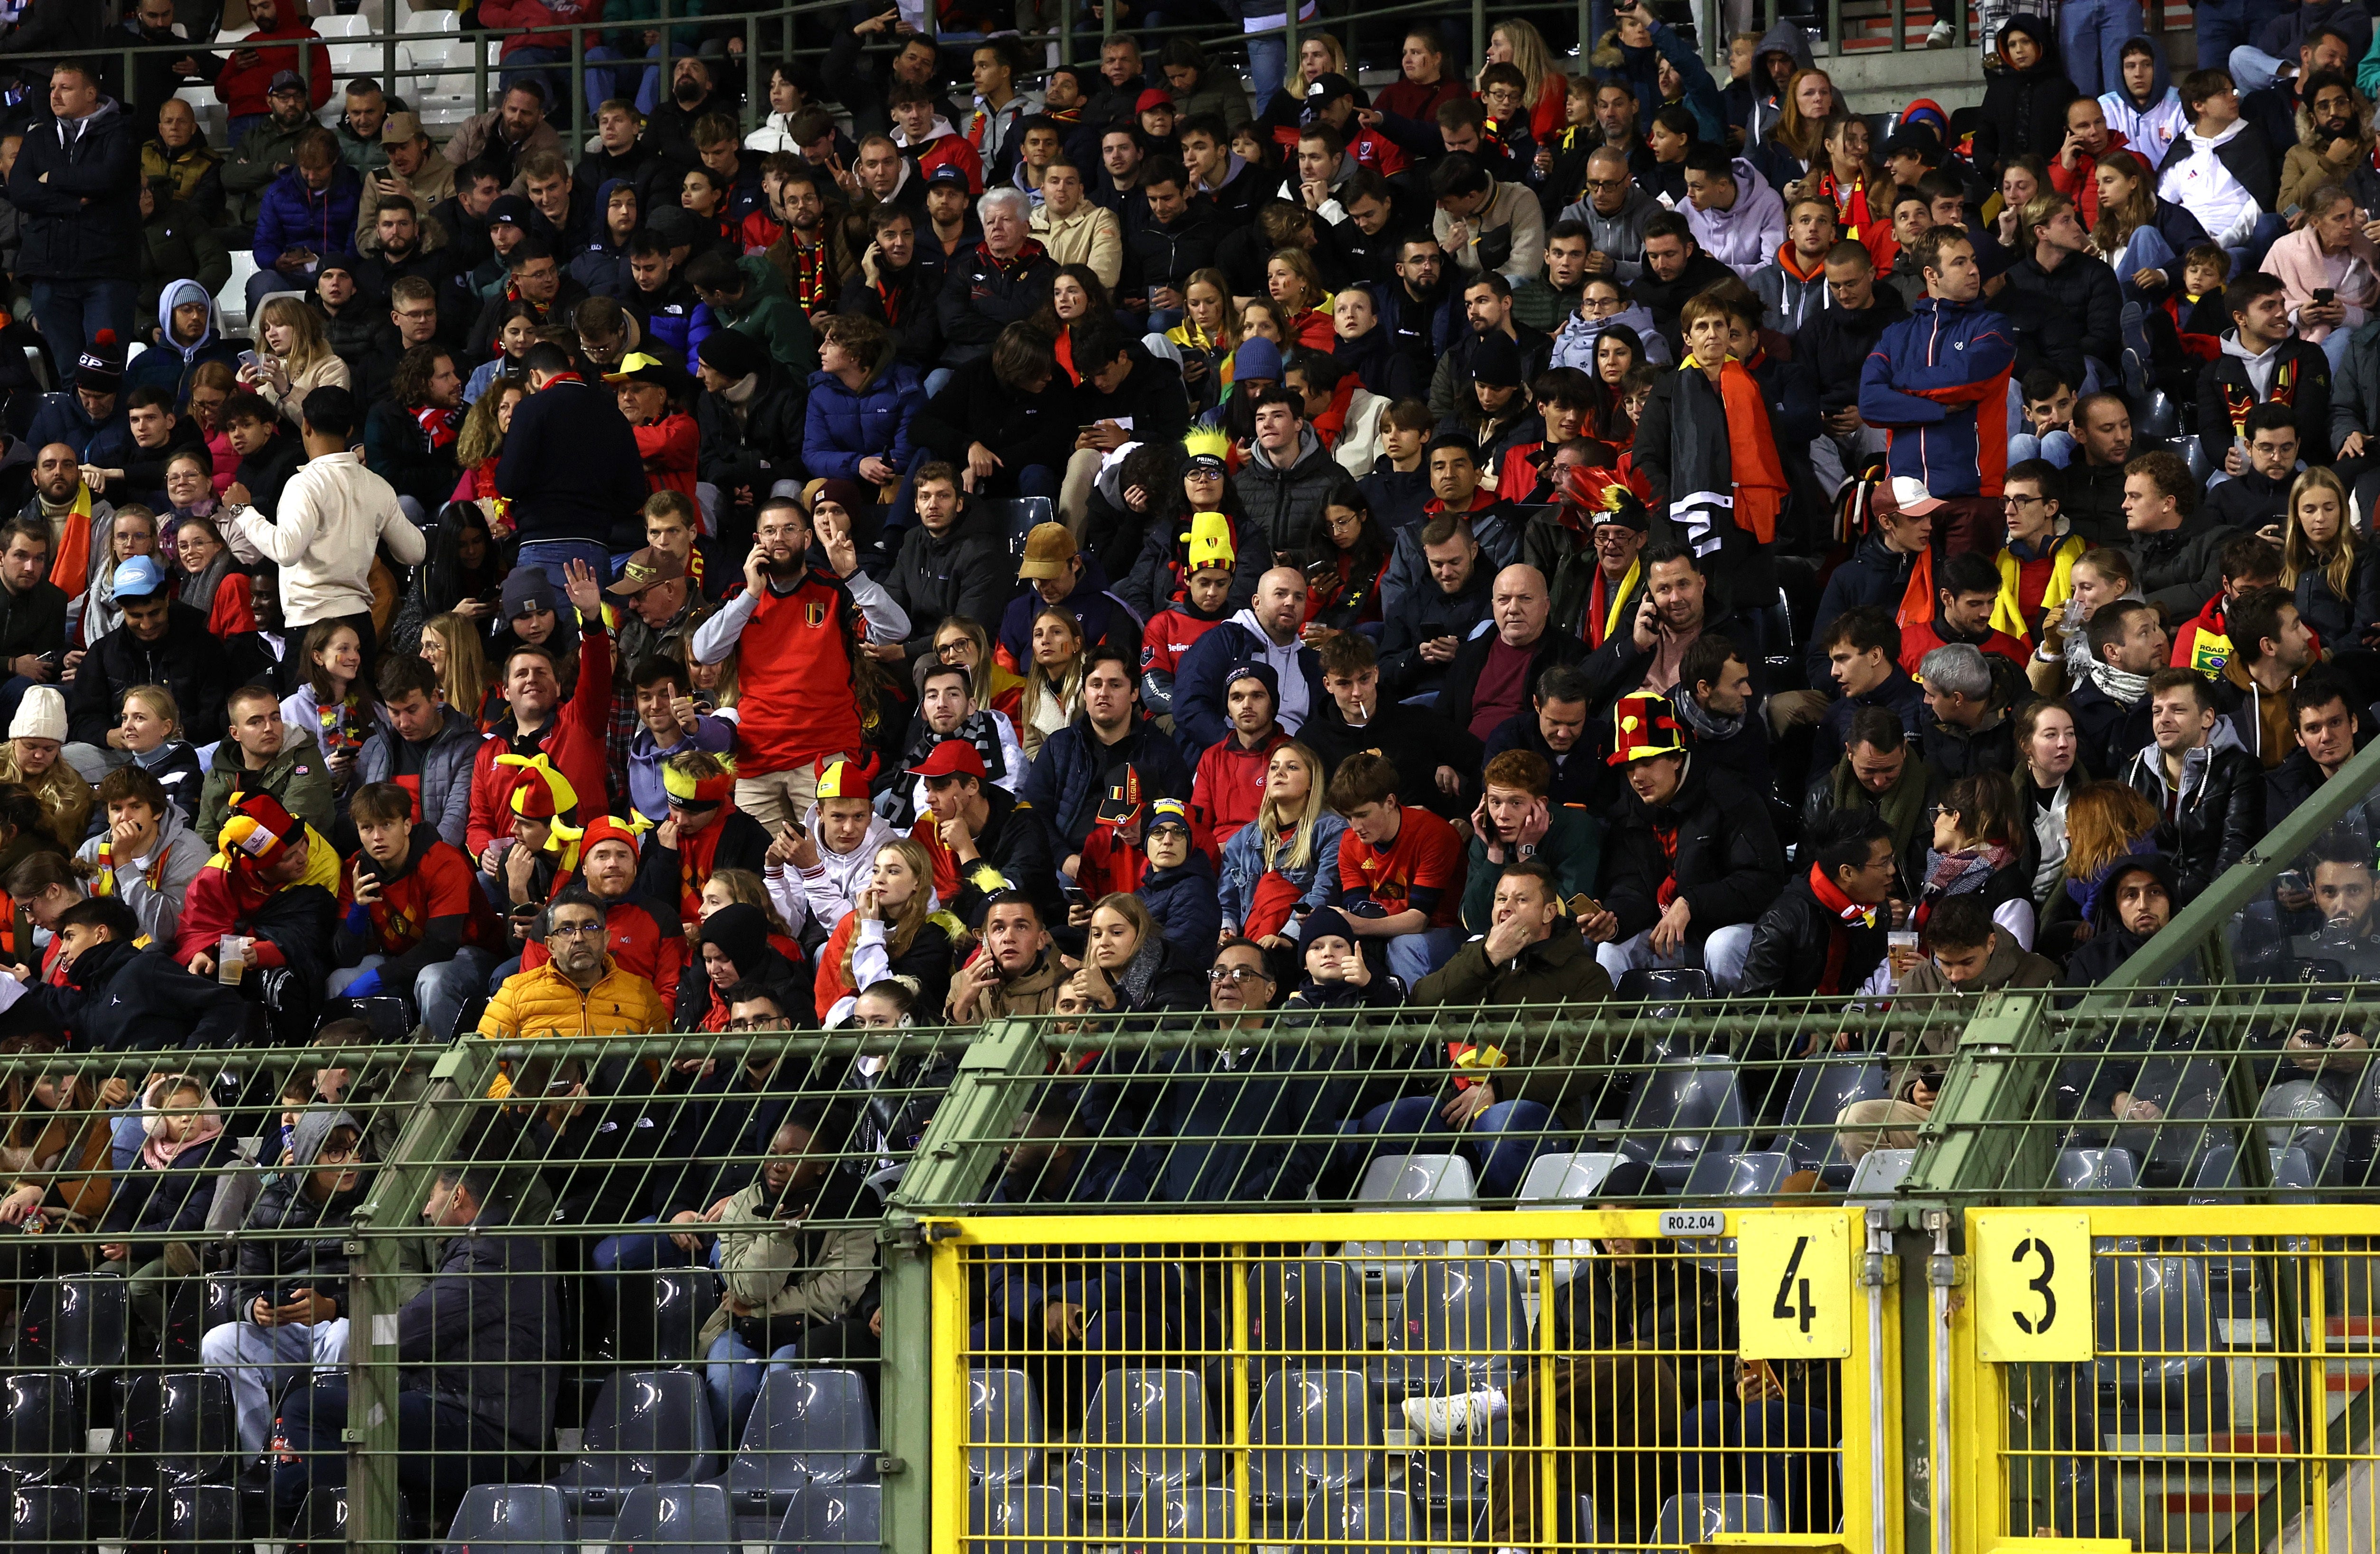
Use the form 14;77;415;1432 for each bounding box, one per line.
1029;160;1122;289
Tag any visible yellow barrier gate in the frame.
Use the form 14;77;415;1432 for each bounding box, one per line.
1957;1207;2380;1554
923;1209;1897;1554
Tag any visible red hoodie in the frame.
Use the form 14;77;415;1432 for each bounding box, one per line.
1189;726;1291;860
630;411;700;499
213;23;333;118
2046;129;2130;228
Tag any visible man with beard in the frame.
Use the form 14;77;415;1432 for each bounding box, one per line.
352;199;451;309
1379;235;1460;375
222;71;318;228
350;278;446;408
1022;644;1192;872
356;111;454;238
21;443;117;624
689;496;880;831
645;56;734;166
841;205;945;374
198;0;331;143
1587;691;1785;991
428;162;504;280
441;80;563;185
1796;240;1907;496
1092;128;1146;217
466;566;613;864
767;165;853;319
948;891;1063;1022
1627;211;1737;353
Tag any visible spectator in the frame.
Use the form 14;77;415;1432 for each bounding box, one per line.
174;791;337;1042
73;763;204;946
2122;665;2264;896
249;128;362;315
2006;191;2123;385
222;74;317;231
2125;447;2238;623
363;346;464;525
1431;150;1548;283
1799;240;1909;493
686;249;820;377
63;557;227;784
12;64;140;391
1679;147;1786;279
2267;669;2367;821
197;683;334;852
92;1069;239;1335
1189;662;1297;860
2061;851;2177;984
1583;542;1747;716
1130;797;1222;957
465;565;612;866
905;739;1057;928
2157;68;2277;255
2265;179;2376;374
1740;808;1893;997
516;815;685;1007
1627;212;1738;351
495;342;648;589
936;188;1056;370
1900;550;2036;674
1859;228;2020;556
329;780;506;1039
1172;566;1323;760
1461;748;1601;927
1919;642;2020;780
2278;467;2375;647
2071;598;2171;774
622;657;737;828
1022;644;1193;879
2204;401;2301;532
801;313;922;503
1379;511;1493;699
889;661;1025;826
2196;272;2332;467
948;891;1065;1022
354;657;486;855
1214;739;1345;948
1327;751;1468;982
1747;195;1839;336
1;687;90;848
1442;563;1584;743
2208;583;2317;767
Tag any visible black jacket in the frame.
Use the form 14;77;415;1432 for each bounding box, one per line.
1973;19;2078;170
1797;291;1908;410
911;354;1079;486
20;938;254;1055
838;263;946;371
935;241;1058;367
362;397;461;519
694;359;807;497
9;99;140;282
883;503;1011;665
2004;250;2123;374
2132;515;2240;622
1919;704;2020;783
1806;531;1923;688
2194;336;2331;470
1739;864;1888;998
1600;762;1787;940
0;576;66;665
1121;206;1219;297
1300;697;1480;821
67;602;229;749
1021;714;1194;858
1072;343;1190;448
2061;455;2133;547
1628;250;1739;352
1439;628;1589;741
402;1221;556;1450
2070;671;2156;779
493;375;648;549
2122;734;2265;898
945;784;1063;929
1378;564;1494;696
1333;323;1428;403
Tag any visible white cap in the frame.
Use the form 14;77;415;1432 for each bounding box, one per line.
1888;476;1944;517
9;687;65;744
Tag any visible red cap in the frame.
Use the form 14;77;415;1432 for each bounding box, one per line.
911;739;988;780
1136;87;1175;113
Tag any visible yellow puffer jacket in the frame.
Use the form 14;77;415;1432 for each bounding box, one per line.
475;961;671;1097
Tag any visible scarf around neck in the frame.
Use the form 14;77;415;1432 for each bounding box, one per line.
2088;656;2153;706
1670;687;1741;743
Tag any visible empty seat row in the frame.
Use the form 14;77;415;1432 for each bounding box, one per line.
550;1367;876;1519
445;1479;879;1554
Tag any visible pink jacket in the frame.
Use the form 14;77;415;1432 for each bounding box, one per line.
2262;223;2380;342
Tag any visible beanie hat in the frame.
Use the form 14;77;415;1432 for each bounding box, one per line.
1470;330;1524;388
699;902;771;977
1224;659;1281;706
76;330;125;395
218;792;301;867
578;815;646;863
1232;336;1283;383
699;327;766;382
500;568;557;621
8;686;65;743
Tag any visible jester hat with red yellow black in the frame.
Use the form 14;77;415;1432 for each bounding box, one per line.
1607;692;1687;765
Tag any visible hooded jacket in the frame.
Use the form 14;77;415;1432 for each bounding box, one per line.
124;279;244;404
10;96;140;283
2062;853;2184;985
1975;18;2078;170
2100;35;2187;166
1237;423;1343;561
2195;330;2331;473
233;1107;370;1316
788;801;897;930
1170;611;1326;761
2122;718;2264;897
1859;296;2019;500
72;803;207;947
1797;286;1910;409
1749;243;1832;336
19;938;254;1055
1554;184;1663;285
1682;158;1787;280
1742;22;1815;147
197;726;336;853
884;500;1009;665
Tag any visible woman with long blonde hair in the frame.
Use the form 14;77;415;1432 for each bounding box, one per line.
246;295;349;425
1486;19;1566;140
816;837;952;1020
1018;607;1086;761
1219;743;1350;948
931;617;1022;720
2043;781;2163;956
2280;466;2375;648
420;612;497;732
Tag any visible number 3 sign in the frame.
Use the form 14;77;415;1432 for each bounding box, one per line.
1974;1214;2095;1363
1737;1212;1853;1358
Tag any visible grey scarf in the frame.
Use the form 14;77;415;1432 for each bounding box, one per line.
1669;690;1742;744
2087;656;2152;707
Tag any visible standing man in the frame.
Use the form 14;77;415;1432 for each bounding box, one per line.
11;62;139;390
494;342;648;594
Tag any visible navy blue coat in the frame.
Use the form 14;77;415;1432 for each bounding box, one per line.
9;98;140;282
98;1125;237;1256
1804;531;1923;690
1023;715;1193;860
24;391;133;468
1171;620;1325;763
253;162;363;273
1136;848;1221;960
801;352;923;481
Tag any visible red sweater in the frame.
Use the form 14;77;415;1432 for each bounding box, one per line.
214;25;334;117
630;413;700;499
1189;727;1291;860
466;619;614;858
175;865;292;967
728;573;866;776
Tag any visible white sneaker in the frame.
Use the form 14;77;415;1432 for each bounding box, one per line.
1925;17;1954;46
1402;1388;1495;1440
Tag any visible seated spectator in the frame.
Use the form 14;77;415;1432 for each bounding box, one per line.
675;903;807;1033
1462;749;1601;929
1592;692;1786;991
2195;273;2327;469
1281;904;1405;1011
1833;894;2059;1161
1582;542;1747;716
278;620;377;799
1327;752;1468;983
907;739;1058;928
2071;598;2169;775
1172;567;1324;759
93;1070;238;1337
1216;741;1346;950
1379;511;1493;699
1680;146;1787;279
2121;666;2264;897
174;793;337;1037
1916;771;2038;949
198;685;334;853
1442;564;1582;742
2062;851;2178;983
0;689;88;853
2204;402;2302;533
1485;663;1600;810
701;1100;882;1441
1739;809;1893;998
1995;461;2089;643
1304;631;1477;820
889;661;1025;828
1379;436;1527;618
1918;643;2019;780
778;760;895;935
2040;780;2164;955
1189;662;1296;859
218;394;306;518
634;751;774;930
88;684;202;823
1131;799;1222;957
2277;468;2374;649
813;837;955;1020
882;463;1007;669
2169;533;2281;673
1061;892;1207;1017
999;522;1138;674
1014;608;1088;763
73;764;205;948
1671;632;1770;792
1430;151;1548;283
2207;583;2318;768
2267;669;2368;822
2005;192;2123;386
354;657;484;854
2263;178;2374;375
948;892;1064;1023
936;188;1057;368
198;1105;369;1462
329;781;507;1041
511;814;685;1004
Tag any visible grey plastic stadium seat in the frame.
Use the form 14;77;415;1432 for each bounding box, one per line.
716;1365;876;1523
1063;1369;1212;1532
2;1371;82;1483
987;497;1056;558
548;1370;723;1516
118;1370;235;1484
2110;1056;2229;1182
1246;1368;1377;1523
1122;1487;1233;1554
771;1481;881;1553
2095;1253;2217;1402
1619;1057;1748;1168
1847;1148;1915;1202
2055;1148;2141;1201
609;1482;733;1554
19;1274;128;1370
131;1481;242;1554
1249;1258;1360;1369
2259;1079;2349;1185
8;1484;84;1554
1681;1150;1794;1199
614;1269;711;1365
1768;1062;1891;1167
1393;1258;1524;1397
969;1367;1044;1487
1655;1493;1780;1542
1502;1151;1622;1290
1300;1484;1420;1554
1344;1155;1485;1276
441;1482;574;1554
966;1483;1074;1554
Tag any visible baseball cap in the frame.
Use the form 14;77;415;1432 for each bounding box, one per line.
113;554;169;601
1887;475;1944;517
269;69;306;95
1305;72;1357;103
1015;521;1079;581
1135;86;1175;113
606;546;688;596
925;162;972;189
911;740;988;780
383;110;425;144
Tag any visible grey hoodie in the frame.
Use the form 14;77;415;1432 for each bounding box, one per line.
73;801;208;947
1743;21;1816;148
1556;183;1662;283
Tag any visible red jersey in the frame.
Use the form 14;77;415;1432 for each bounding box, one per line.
1140;607;1227;681
1337;804;1464;928
1898;620;2031;678
337;831;506;959
729;572;868;777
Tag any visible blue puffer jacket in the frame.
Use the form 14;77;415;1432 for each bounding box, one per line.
1136;848;1221;959
623;276;709;370
253;163;362;273
1217;812;1348;937
24;390;134;467
801;345;923;481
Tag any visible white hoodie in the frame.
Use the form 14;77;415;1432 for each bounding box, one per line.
778;802;897;936
2157;119;2261;247
1224;607;1313;735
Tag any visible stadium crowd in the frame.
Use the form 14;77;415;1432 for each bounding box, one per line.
0;0;2378;1534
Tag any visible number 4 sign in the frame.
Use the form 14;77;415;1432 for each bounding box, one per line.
1737;1212;1853;1359
1974;1214;2094;1363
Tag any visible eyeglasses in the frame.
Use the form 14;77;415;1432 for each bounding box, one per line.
546;920;605;939
1208;966;1272;985
724;1017;785;1032
1583;176;1627;191
2003;493;2045;508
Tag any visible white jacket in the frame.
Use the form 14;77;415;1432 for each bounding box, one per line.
2158;120;2262;247
224;451;425;628
783;801;897;932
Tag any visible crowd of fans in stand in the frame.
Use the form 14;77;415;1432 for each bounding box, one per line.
2;0;2380;1535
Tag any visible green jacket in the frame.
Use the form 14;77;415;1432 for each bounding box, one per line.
712;255;818;376
197;728;337;852
1411;928;1617;1111
223;118;311;226
1460;806;1603;931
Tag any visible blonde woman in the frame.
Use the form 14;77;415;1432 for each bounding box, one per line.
243;296;350;426
1258;33;1352;134
112;685;203;822
1485;19;1567;141
420;612;497;732
700;865;808;942
1218;742;1349;948
1164;268;1239;405
932;616;1023;719
814;837;952;1020
2280;466;2376;648
1017;607;1086;761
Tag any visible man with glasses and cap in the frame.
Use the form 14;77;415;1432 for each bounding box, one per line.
909;738;1061;928
222;70;320;230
